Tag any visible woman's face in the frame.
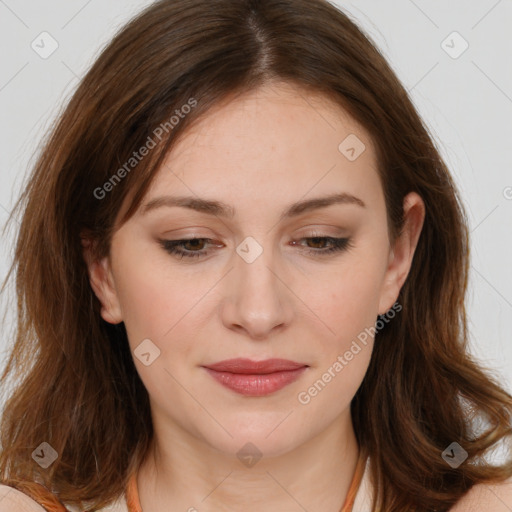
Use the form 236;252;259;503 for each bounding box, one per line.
87;81;423;458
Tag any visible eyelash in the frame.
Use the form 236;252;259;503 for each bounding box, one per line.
158;235;353;260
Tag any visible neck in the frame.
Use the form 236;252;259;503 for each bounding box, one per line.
137;408;361;512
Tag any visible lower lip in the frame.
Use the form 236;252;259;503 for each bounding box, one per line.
203;367;308;396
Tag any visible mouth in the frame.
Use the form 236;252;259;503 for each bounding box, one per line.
201;358;309;397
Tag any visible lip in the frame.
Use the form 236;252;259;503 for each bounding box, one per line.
202;358;309;396
204;358;307;373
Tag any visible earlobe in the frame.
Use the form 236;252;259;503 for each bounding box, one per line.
81;238;123;324
378;192;425;315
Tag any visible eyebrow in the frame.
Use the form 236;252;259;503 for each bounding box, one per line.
141;192;366;221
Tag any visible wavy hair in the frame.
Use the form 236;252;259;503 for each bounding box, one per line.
1;0;511;510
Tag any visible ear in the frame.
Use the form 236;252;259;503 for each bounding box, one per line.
81;237;123;324
378;191;425;315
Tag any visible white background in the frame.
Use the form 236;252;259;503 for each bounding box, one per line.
0;0;511;399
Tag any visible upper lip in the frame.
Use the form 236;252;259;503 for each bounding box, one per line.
203;358;308;374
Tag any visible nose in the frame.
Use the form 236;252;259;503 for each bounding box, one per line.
220;240;294;340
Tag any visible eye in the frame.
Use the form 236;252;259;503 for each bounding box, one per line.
158;238;220;259
158;235;353;260
290;236;353;256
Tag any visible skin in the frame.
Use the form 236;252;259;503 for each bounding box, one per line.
84;80;427;511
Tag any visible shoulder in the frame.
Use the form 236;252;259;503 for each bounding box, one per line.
449;476;512;511
0;483;128;512
0;484;47;512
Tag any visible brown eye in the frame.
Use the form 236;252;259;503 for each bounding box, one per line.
291;236;353;256
158;238;220;259
181;238;207;251
305;237;330;249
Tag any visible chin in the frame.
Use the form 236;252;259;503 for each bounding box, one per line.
200;414;307;461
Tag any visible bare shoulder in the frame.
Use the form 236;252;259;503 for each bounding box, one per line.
0;484;46;512
449;476;512;511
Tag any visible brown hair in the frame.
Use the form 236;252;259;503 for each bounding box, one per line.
1;0;511;510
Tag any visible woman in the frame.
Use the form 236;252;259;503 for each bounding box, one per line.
0;0;511;511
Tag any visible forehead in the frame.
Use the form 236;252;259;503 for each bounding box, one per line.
139;81;384;220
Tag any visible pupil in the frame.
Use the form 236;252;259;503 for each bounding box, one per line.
310;237;325;248
187;239;203;250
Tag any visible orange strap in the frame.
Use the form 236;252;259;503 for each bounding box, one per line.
125;448;368;512
340;448;368;511
125;472;142;512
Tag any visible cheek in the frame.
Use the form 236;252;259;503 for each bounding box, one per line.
296;266;383;413
298;246;389;410
112;244;217;362
109;239;178;346
115;273;168;342
313;252;388;343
